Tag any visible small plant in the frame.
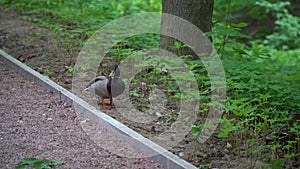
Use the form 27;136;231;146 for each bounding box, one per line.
164;111;179;124
199;163;212;168
269;159;284;169
15;157;64;169
129;89;140;97
78;72;88;78
191;124;205;137
43;70;54;77
65;65;74;73
141;107;148;112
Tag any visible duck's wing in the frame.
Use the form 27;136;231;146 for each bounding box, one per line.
85;76;111;97
84;76;107;90
110;77;125;97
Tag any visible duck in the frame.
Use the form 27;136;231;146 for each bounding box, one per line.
84;65;125;109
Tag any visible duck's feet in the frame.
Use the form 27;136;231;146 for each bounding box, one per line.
101;97;114;109
103;104;112;109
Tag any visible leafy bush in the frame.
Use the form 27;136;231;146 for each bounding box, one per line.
256;1;300;50
200;2;300;165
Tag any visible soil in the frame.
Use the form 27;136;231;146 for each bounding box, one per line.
0;7;274;169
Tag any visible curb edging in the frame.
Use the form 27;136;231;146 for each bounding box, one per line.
0;49;198;169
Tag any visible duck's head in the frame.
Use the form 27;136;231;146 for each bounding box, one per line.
109;65;120;77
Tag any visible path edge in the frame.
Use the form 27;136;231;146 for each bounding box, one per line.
0;49;198;169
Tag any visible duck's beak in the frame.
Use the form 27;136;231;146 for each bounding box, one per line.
109;70;115;77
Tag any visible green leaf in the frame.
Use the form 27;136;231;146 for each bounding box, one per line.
49;160;64;167
191;124;205;137
18;158;39;165
230;22;248;28
33;160;51;169
270;159;283;169
15;165;28;169
15;158;64;169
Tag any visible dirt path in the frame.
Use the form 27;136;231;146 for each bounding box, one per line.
0;61;163;168
0;8;75;89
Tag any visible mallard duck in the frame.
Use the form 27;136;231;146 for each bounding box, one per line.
84;65;125;109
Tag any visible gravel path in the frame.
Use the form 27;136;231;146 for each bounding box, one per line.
0;61;163;169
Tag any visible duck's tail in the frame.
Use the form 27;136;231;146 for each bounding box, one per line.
83;84;92;92
83;79;96;92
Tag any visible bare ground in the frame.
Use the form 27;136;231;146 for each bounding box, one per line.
0;61;164;168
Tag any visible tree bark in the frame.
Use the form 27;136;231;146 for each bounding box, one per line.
160;0;214;58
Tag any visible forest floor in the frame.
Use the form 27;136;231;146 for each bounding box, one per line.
0;8;270;168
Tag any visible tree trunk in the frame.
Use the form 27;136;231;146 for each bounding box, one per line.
160;0;214;58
